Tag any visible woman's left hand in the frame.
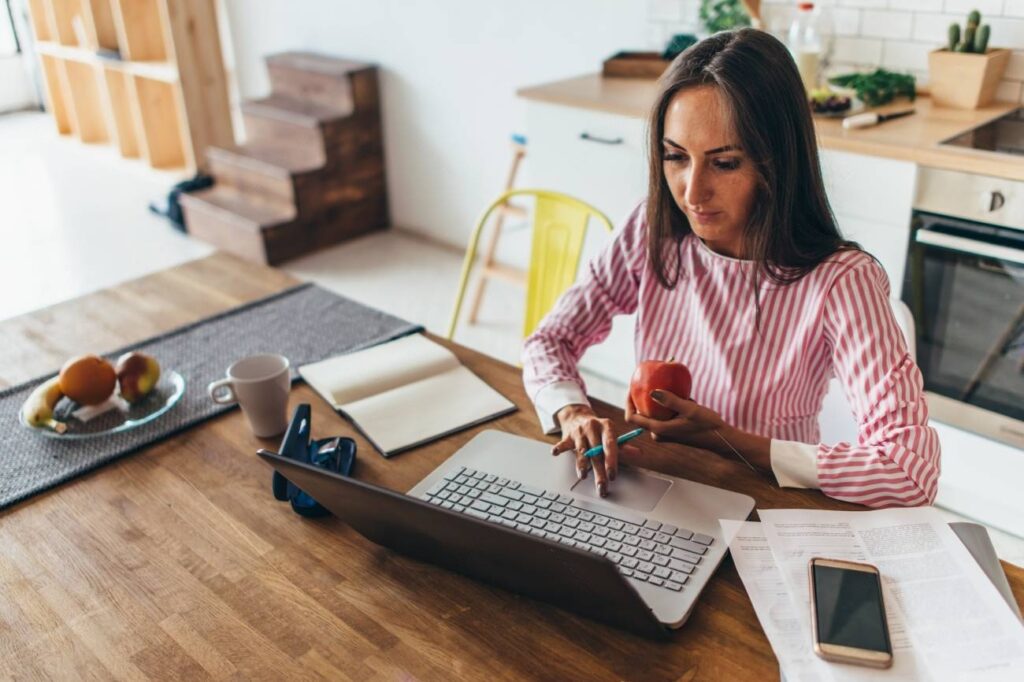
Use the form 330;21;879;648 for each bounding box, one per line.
625;389;726;450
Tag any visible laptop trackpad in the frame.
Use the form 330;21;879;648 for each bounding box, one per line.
570;466;671;513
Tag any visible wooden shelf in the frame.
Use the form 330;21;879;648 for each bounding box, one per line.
27;0;232;171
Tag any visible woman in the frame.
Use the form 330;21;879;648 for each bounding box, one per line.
522;29;939;508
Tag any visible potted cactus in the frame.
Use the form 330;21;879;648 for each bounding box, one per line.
928;9;1011;109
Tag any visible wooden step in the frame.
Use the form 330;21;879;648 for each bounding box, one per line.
180;186;303;264
266;52;378;114
241;94;350;158
206;141;324;203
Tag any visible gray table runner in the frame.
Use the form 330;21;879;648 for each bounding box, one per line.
0;283;422;510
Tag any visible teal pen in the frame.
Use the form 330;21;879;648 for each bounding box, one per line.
583;428;644;459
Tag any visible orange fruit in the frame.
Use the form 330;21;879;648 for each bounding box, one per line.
59;354;117;406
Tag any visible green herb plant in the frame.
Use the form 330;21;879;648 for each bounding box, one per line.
828;69;916;107
699;0;751;33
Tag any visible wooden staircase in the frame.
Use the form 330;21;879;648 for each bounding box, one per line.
181;52;388;264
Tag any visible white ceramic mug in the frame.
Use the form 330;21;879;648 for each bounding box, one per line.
208;354;291;437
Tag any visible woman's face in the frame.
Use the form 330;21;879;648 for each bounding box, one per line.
661;85;759;258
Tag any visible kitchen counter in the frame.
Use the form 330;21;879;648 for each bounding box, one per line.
517;74;1023;182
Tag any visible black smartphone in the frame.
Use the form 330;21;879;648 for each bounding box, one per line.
808;557;893;668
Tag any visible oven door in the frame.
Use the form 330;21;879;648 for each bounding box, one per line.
902;211;1024;450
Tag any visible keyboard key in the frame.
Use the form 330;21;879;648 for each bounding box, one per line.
447;495;464;506
652;555;670;567
500;490;524;501
559;527;574;537
457;485;471;496
591;515;608;527
621;568;634;577
668;559;696;574
653;566;672;579
507;501;524;511
633;572;649;582
654;532;672;544
544;522;560;533
550;513;566;524
453;505;465;512
497;477;509;486
470;501;491;513
589;537;606;548
605;541;622;553
441;501;454;509
594;548;607;557
471;470;486;479
574;531;590;542
551;503;566;513
536;509;551;520
521;494;539;505
519;483;544;496
639;529;656;540
557;495;572;504
516;513;532;524
608;520;624;531
621;546;638;557
542;491;558;500
653;545;672;556
692;532;714;546
637;562;656;574
623;523;641;535
639;540;657;552
467;489;482;499
661;524;678;535
647;576;664;586
454;475;469;485
466;509;489;520
427;497;443;505
579;511;595;522
579;522;595;533
669;548;702;565
516;523;531;533
636;550;654;562
484;474;497;482
593;526;610;537
570;499;645;526
623;536;641;547
609;531;625;542
535;499;552;509
522;504;537;515
530;518;546;528
670;571;690;584
563;517;579;529
621;557;639;568
563;507;580;518
669;537;708;555
665;581;683;592
481;493;506;506
507;481;520;490
487;484;503;494
436;491;451;501
607;552;624;564
501;509;518;520
644;520;662;530
674;528;695;540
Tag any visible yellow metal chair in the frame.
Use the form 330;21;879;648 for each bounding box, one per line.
447;189;614;340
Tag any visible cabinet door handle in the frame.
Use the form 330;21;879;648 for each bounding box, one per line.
579;132;624;145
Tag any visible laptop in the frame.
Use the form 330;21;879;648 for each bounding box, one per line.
258;429;754;638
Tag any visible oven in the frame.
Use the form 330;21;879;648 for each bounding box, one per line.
902;167;1024;451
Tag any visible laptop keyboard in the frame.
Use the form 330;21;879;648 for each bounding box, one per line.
421;466;714;593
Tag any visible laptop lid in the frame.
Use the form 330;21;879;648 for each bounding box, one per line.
257;450;670;640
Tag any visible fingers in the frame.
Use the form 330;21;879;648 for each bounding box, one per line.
583;421;608;496
574;449;588;480
551;435;574;456
650;389;691;414
600;426;618;483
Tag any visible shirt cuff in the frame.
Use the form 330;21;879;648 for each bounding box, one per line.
533;380;590;435
770;440;820;489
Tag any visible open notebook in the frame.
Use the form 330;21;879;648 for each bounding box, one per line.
298;333;517;456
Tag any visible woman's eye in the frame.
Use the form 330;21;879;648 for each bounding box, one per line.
662;152;687;163
714;158;741;171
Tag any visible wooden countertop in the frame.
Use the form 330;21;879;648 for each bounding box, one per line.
517;74;1023;182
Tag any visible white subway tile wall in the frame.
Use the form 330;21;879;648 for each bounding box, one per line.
645;0;1024;103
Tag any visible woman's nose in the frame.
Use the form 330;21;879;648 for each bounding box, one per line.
684;166;711;207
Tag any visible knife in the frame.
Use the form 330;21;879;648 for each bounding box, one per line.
842;109;915;130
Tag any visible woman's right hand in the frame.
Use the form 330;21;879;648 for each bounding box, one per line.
551;404;624;497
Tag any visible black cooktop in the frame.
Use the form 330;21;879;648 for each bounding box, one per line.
942;107;1024;156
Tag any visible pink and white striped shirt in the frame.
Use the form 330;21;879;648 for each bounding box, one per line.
522;203;940;508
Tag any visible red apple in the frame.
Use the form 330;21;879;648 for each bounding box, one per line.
116;352;161;403
629;360;692;420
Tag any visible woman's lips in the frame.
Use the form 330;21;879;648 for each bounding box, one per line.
688;209;722;222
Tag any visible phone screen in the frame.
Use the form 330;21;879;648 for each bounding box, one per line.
813;564;891;653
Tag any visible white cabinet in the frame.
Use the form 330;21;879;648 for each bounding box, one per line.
520;101;650;385
818;149;917;289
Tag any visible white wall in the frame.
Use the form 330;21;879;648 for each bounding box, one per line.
648;0;1024;104
223;0;648;247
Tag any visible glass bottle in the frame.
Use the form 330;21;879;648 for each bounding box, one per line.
788;2;822;93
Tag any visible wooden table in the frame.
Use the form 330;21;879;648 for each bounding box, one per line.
2;253;1022;680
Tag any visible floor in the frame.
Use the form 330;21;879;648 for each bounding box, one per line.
3;110;1023;570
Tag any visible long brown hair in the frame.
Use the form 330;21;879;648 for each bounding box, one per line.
646;28;857;291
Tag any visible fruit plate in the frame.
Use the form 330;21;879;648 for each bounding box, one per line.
21;370;186;439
